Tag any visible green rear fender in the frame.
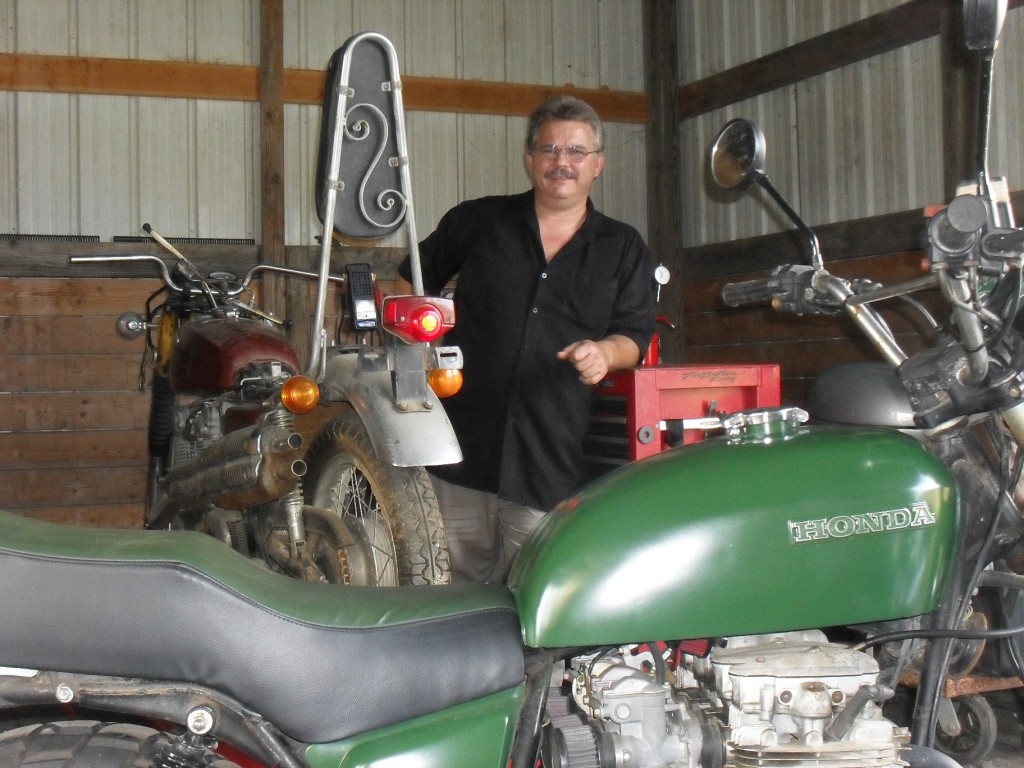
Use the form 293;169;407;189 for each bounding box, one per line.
509;425;957;648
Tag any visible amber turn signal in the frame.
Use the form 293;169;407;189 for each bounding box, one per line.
280;375;320;414
428;368;463;398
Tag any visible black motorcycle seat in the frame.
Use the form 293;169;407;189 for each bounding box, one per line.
0;510;525;744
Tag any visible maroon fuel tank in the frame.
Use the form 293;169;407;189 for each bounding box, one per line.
170;316;300;394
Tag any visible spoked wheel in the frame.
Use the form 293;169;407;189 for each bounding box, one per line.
303;408;450;585
934;694;998;766
0;721;242;767
303;509;351;584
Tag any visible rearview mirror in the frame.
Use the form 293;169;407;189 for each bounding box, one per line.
709;118;766;191
963;0;1006;50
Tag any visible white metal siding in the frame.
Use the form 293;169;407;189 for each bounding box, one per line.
3;0;258;241
286;0;648;246
0;0;647;247
680;1;1024;249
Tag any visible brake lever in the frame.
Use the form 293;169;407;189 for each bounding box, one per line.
772;265;843;315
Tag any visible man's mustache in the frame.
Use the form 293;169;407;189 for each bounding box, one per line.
546;168;576;180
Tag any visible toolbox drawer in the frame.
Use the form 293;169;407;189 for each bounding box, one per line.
585;364;782;478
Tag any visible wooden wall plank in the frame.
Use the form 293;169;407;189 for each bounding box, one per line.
3;354;143;392
0;317;143;355
0;430;146;469
0;392;150;431
0;52;646;123
0;276;160;314
16;505;143;528
0;243;408;279
1;465;147;509
679;250;943;405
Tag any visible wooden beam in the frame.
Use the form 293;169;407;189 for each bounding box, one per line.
0;52;645;124
259;0;287;322
0;241;406;279
681;190;1024;280
679;0;1024;119
643;0;684;362
0;54;259;101
680;0;949;119
682;207;929;280
940;0;979;194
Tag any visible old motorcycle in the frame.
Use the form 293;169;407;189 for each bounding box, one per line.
0;2;1015;767
710;0;1024;763
67;33;462;587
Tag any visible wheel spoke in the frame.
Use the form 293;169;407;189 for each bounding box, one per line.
302;411;449;585
323;466;397;584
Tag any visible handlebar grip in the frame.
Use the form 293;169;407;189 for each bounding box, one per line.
721;278;774;307
929;194;988;256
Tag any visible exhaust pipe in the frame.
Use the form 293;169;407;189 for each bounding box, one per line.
162;410;306;510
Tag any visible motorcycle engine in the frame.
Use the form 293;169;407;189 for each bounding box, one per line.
544;631;908;768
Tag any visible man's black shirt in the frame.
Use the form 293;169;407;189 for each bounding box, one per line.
398;190;654;510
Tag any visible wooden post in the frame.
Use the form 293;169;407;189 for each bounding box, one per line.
259;0;288;324
940;0;976;197
642;0;684;363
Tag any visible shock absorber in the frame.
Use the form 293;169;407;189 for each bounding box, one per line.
153;707;220;768
144;371;176;527
154;735;211;768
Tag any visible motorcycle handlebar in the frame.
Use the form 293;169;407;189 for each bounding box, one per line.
69;254;184;292
928;194;988;257
721;277;774;308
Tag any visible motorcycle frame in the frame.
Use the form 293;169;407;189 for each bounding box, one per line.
0;667;546;768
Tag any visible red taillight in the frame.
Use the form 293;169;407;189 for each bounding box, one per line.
381;295;455;344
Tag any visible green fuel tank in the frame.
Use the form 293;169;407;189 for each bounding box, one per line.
509;412;957;649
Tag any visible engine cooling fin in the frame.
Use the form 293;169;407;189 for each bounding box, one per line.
729;743;902;768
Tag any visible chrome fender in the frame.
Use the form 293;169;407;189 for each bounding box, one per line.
319;349;462;467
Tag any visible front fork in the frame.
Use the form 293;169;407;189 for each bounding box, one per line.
999;400;1024;450
144;310;179;528
912;409;1024;747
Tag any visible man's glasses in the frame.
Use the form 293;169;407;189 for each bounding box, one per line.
530;144;601;164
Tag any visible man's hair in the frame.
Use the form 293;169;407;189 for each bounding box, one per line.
524;95;605;153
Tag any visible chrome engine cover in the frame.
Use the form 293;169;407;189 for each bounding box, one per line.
546;631;908;768
711;633;906;767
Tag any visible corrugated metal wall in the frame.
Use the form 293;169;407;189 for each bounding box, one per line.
285;0;648;247
0;0;260;242
679;0;1024;249
0;0;647;247
4;2;1019;257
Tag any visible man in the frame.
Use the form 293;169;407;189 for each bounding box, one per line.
394;94;654;582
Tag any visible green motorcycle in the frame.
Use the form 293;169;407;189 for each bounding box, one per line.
0;1;1017;767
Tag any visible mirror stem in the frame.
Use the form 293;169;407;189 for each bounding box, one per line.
974;47;1000;224
757;174;823;269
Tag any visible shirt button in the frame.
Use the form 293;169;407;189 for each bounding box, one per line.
532;307;538;314
541;272;547;279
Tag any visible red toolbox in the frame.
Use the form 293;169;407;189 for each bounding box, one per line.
585;364;782;478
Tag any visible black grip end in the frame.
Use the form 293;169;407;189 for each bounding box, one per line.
721;278;773;308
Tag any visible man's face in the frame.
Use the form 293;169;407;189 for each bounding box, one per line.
524;120;605;209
